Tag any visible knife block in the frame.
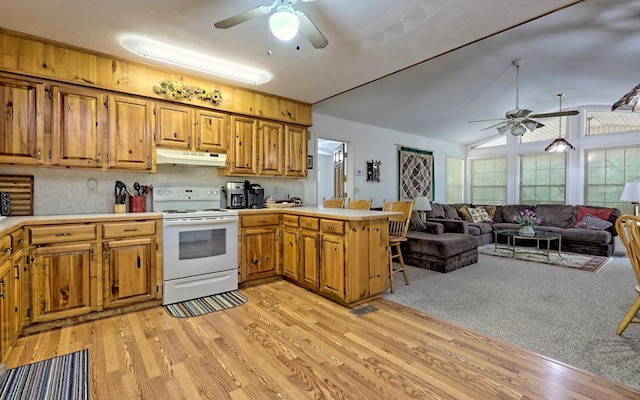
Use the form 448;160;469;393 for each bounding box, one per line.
114;204;126;214
129;196;146;213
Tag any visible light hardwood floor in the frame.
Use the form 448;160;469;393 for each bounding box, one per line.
6;280;640;399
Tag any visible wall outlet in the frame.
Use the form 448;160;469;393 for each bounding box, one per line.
354;187;360;194
87;179;97;194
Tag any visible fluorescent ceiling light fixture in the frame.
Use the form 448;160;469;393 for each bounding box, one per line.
120;35;271;85
269;9;300;41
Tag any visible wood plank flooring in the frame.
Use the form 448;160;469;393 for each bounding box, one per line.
5;280;640;399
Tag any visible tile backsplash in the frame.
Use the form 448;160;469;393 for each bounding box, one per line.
0;165;307;215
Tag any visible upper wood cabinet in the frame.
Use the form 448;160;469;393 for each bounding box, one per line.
156;102;228;153
107;95;155;171
284;125;308;177
258;120;284;176
51;86;105;168
226;115;258;175
0;76;45;165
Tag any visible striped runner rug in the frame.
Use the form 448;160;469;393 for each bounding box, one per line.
0;349;88;399
164;290;248;318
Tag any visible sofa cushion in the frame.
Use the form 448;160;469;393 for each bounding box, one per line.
409;211;426;231
425;203;446;219
442;204;461;219
458;206;473;222
562;228;612;245
575;206;612;226
468;222;493;234
501;205;535;224
422;221;444;235
575;214;613;230
535;204;575;229
404;232;478;258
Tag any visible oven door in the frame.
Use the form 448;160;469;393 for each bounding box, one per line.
162;216;238;280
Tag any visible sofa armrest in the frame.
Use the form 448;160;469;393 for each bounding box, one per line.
426;218;469;234
422;221;444;235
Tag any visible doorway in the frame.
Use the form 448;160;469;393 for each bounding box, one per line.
317;138;348;204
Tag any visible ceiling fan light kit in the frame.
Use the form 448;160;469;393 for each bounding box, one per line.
269;8;300;41
120;35;271;85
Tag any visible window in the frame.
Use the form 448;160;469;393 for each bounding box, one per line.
520;153;566;204
586;111;640;135
446;157;464;203
585;146;640;213
470;157;507;205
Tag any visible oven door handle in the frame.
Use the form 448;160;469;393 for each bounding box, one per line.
163;217;238;227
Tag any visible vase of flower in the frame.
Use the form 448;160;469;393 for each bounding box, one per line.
518;225;535;236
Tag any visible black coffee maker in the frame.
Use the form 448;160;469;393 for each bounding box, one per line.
244;180;265;209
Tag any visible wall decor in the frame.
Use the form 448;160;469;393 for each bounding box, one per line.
398;146;433;200
367;160;381;182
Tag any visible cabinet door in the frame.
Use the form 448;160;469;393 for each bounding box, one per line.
0;259;12;361
300;230;319;290
30;243;95;323
10;250;23;342
196;110;227;153
241;226;280;281
320;233;345;300
259;120;284;176
282;227;299;280
0;76;45;165
51;86;105;167
104;237;156;307
107;95;154;171
284;125;307;177
156;103;194;150
228;116;257;174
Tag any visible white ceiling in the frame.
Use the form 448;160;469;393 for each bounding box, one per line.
1;0;638;145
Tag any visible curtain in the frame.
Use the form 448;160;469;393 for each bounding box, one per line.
398;146;433;200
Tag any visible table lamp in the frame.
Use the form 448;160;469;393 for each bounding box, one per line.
413;196;432;222
620;182;640;216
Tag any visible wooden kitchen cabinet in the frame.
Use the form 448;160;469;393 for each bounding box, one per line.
196;109;228;153
226;115;258;175
51;85;105;168
319;220;346;301
107;95;155;171
156;103;229;154
0;75;45;165
284;125;308;177
102;220;158;307
0;258;13;362
281;215;299;281
239;213;281;282
27;223;99;324
258;120;284;176
0;228;25;363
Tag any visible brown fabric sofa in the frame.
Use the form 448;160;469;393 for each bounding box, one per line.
425;203;620;257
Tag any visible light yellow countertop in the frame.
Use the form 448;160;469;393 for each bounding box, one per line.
238;207;398;221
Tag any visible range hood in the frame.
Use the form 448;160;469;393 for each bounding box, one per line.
156;148;227;167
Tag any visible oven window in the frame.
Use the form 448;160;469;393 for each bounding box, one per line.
178;228;227;260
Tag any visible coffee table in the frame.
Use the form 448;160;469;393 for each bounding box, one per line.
493;229;563;260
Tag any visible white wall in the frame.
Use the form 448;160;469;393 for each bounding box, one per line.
309;113;466;208
317;153;334;204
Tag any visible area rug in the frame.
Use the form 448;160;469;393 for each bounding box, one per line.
478;244;610;272
164;290;248;318
0;349;88;399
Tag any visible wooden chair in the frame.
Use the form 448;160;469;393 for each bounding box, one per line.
348;198;372;210
323;197;345;209
615;214;640;335
382;199;414;293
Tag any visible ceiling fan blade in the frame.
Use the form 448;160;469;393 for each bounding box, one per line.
480;122;507;131
214;6;270;29
506;108;532;118
468;117;507;123
529;110;580;119
295;11;328;49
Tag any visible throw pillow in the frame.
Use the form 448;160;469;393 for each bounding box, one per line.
575;206;612;227
476;205;497;220
575;214;613;230
467;207;492;223
409;211;426;231
458;206;473;222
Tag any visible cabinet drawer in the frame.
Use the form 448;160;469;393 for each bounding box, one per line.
299;217;319;231
282;215;299;227
321;219;345;235
241;214;280;228
0;234;11;262
103;220;156;239
28;224;97;244
10;228;25;251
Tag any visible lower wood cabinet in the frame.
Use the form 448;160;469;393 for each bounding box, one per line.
239;213;281;283
319;231;345;301
103;237;156;308
299;217;320;291
281;215;299;281
29;242;97;323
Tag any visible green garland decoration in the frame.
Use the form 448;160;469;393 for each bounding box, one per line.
152;81;223;105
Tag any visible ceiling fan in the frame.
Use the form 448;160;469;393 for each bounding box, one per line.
470;59;579;136
214;0;329;49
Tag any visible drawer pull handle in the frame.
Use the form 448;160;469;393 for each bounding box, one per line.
258;220;267;223
124;228;139;232
0;278;4;298
55;232;74;237
328;226;336;231
2;247;12;253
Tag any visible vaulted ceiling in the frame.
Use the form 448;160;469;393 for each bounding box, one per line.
2;0;638;145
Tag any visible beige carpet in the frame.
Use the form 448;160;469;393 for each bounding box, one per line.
478;244;610;273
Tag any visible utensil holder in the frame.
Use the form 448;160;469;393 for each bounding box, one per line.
114;204;126;214
129;196;146;213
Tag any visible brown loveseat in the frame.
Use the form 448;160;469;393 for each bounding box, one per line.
425;203;621;257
